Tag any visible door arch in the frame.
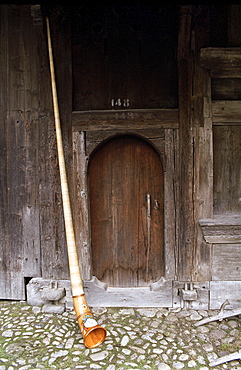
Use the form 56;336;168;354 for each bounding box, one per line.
88;134;164;287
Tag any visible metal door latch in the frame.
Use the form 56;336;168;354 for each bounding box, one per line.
154;200;159;210
179;282;198;301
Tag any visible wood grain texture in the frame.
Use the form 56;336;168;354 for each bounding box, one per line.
0;6;41;299
177;5;194;281
72;109;178;131
89;135;164;287
210;281;241;309
212;244;241;280
199;216;241;243
200;47;241;77
213;126;241;214
212;101;241;124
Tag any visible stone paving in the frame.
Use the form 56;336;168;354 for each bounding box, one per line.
1;301;241;369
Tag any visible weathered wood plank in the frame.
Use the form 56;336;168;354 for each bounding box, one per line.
72;109;178;131
7;7;26;299
200;215;241;226
178;5;194;281
178;6;213;281
84;278;173;307
212;101;241;124
212;78;241;100
213;126;241;214
200;47;241;77
212;244;241;280
191;47;213;281
164;129;179;280
1;5;43;299
0;5;10;298
72;131;92;281
199;216;241;243
21;9;41;279
210;281;241;309
213;126;231;213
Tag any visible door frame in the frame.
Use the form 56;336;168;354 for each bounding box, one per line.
72;127;179;284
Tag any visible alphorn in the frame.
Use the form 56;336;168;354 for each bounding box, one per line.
46;17;106;348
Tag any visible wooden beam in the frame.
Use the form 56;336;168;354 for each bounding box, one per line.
72;109;178;131
178;5;213;281
199;215;241;243
200;47;241;77
177;5;194;281
212;100;241;124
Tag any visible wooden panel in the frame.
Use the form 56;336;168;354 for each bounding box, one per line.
200;47;241;77
228;6;241;46
210;281;241;309
0;6;72;299
84;279;173;308
0;6;42;299
212;244;241;280
72;109;178;131
212;101;241;124
213;126;241;214
89;135;164;287
192;71;213;281
72;4;178;110
0;5;10;298
212;79;241;100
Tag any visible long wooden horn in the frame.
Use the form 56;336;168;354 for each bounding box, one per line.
46;17;106;348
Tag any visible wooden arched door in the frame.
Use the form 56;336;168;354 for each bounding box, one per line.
89;135;164;287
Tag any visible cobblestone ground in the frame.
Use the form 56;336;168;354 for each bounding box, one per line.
1;301;241;369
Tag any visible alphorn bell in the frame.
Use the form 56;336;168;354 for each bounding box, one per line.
46;17;106;348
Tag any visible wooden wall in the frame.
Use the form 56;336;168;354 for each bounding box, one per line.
0;4;241;303
0;5;71;299
72;4;178;111
199;6;241;308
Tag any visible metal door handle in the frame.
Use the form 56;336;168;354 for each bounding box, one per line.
146;194;151;280
147;194;151;218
